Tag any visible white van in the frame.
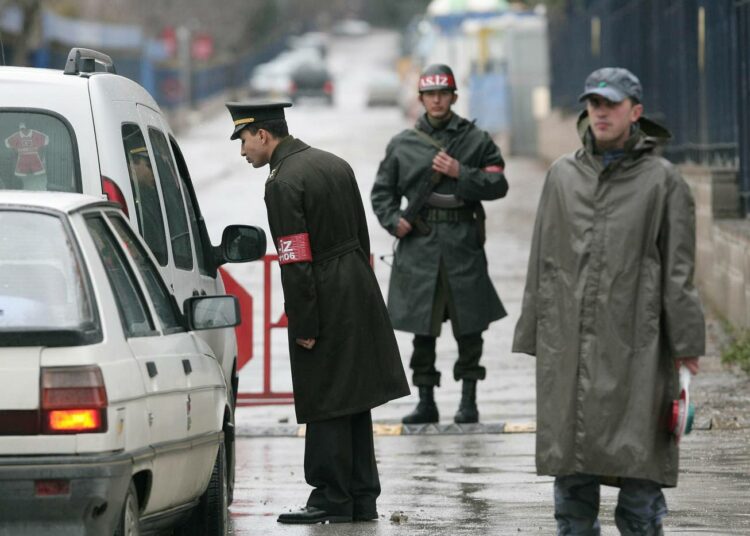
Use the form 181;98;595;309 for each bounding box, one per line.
0;48;263;412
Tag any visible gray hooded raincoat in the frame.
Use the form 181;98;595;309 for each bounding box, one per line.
512;113;705;486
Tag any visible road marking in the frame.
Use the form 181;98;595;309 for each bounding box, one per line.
237;421;538;438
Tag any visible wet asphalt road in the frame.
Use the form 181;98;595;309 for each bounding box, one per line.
176;28;750;536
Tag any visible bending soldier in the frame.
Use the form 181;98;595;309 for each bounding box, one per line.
371;64;509;424
227;101;409;524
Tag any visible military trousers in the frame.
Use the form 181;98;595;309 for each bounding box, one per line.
554;474;667;536
409;333;486;387
304;410;380;518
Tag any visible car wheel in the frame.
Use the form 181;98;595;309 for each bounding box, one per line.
174;443;228;536
114;481;140;536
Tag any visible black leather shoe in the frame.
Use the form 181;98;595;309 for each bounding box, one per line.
354;510;378;522
277;506;352;524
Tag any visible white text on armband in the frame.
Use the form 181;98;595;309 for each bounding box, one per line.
277;233;313;265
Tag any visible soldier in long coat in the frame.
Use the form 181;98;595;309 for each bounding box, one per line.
226;101;409;525
371;64;508;424
513;68;705;534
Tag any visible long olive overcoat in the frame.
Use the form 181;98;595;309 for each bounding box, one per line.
371;113;508;336
264;136;409;423
512;114;705;486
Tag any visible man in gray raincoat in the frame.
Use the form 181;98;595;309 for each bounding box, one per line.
371;64;508;424
513;68;705;534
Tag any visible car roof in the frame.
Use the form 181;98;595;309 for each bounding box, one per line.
0;65;89;89
0;65;159;109
0;191;113;214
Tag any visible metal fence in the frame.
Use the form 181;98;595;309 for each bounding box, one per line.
549;0;750;214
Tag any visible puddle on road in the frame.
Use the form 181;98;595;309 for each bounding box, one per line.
446;465;502;474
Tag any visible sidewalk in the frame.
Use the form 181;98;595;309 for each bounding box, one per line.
231;155;750;534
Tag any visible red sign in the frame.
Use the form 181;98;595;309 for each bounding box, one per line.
191;33;214;61
161;26;177;58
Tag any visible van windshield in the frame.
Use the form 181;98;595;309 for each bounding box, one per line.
0;111;79;193
0;210;97;345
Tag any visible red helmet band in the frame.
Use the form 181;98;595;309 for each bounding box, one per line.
418;74;456;91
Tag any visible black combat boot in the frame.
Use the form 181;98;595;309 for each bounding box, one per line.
402;386;439;424
454;380;479;424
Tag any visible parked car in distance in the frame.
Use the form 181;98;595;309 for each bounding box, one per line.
0;191;261;535
365;69;402;107
248;47;324;98
288;31;329;59
332;18;371;37
289;63;335;105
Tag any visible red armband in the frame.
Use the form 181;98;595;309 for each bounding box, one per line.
277;233;312;265
482;165;504;173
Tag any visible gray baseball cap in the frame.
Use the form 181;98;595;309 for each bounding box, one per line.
578;67;642;103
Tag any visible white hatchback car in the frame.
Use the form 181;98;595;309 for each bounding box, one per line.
0;191;257;535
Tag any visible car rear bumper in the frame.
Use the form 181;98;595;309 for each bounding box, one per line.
0;451;132;535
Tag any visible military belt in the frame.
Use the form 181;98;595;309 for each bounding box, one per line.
423;207;475;223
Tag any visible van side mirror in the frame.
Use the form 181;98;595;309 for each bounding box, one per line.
184;295;241;331
217;225;266;265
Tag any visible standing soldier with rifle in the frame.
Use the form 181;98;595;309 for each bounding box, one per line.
371;64;509;424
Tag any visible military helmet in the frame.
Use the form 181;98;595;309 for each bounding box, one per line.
418;64;457;93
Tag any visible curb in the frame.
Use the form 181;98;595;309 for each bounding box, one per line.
236;421;537;438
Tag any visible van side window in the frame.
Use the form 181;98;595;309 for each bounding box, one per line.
0;110;79;193
148;128;193;271
169;138;209;276
86;215;156;338
121;124;168;266
107;213;184;334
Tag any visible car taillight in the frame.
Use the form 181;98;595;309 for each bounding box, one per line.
41;366;108;434
323;80;333;94
289;81;298;93
35;479;70;497
101;176;129;216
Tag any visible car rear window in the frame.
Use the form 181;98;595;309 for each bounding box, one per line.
0;111;79;193
0;210;98;344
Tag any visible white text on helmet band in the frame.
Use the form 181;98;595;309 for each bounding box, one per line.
419;74;455;89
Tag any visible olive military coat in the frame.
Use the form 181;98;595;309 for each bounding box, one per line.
512;114;705;486
264;136;409;424
371;113;508;337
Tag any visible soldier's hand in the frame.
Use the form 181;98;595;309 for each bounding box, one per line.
432;151;460;179
395;218;413;238
296;338;316;350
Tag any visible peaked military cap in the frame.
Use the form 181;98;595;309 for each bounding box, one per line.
226;101;292;140
129;146;149;158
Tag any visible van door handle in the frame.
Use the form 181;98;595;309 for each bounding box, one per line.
146;362;158;378
182;359;192;375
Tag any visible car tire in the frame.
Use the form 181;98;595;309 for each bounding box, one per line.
175;443;228;536
114;481;140;536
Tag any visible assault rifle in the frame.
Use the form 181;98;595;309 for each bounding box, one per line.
401;122;473;236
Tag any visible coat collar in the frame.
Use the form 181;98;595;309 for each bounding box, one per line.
576;110;672;171
416;112;462;135
269;136;310;170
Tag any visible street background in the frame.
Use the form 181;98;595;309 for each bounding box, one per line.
175;29;750;535
1;0;749;534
